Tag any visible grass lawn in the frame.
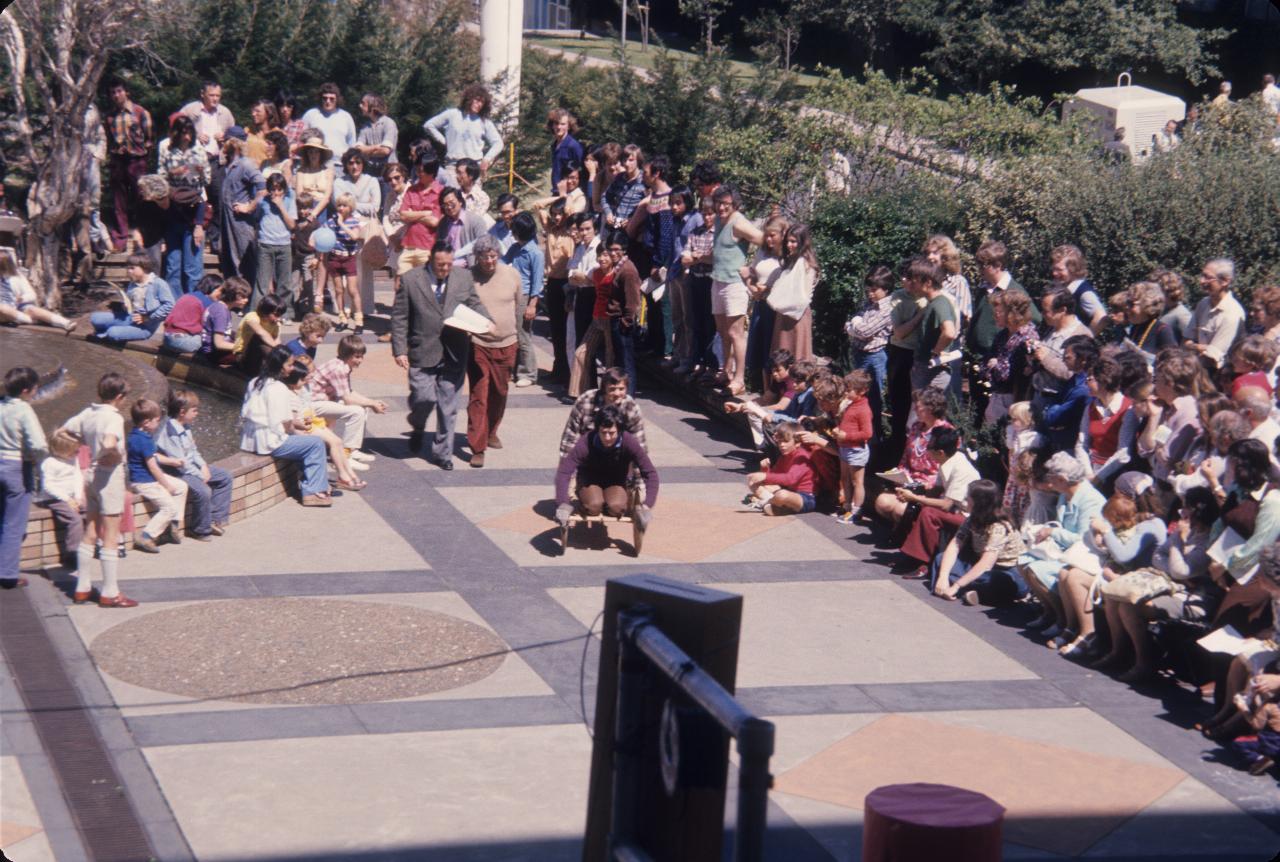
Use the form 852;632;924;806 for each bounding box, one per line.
525;32;822;89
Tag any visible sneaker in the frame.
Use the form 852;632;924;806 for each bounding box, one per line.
961;590;980;606
1249;756;1275;776
834;511;857;525
515;378;534;388
350;450;376;463
470;451;485;468
134;535;160;554
488;435;503;450
348;459;370;472
742;494;757;506
745;499;765;511
210;522;226;537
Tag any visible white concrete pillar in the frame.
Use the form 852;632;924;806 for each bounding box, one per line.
480;0;523;133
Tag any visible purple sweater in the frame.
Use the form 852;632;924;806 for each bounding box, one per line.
555;431;659;508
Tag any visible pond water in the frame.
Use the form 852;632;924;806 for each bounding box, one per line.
1;327;243;462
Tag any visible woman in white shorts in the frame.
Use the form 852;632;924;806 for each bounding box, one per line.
709;187;763;396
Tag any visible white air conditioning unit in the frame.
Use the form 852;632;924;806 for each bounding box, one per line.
1063;73;1186;163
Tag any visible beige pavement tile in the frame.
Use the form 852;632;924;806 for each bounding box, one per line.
0;756;55;862
68;592;552;716
551;581;1035;687
144;724;592;861
115;492;429;579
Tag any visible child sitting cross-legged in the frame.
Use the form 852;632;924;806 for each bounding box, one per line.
929;479;1029;606
125;398;189;553
744;421;817;516
155;389;233;540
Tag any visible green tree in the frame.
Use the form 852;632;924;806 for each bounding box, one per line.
677;0;731;54
1;0;169;305
894;0;1229;88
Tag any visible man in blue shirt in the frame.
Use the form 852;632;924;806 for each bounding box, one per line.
503;211;545;387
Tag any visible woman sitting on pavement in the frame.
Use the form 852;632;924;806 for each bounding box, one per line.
555;404;658;530
239;346;334;507
1055;492;1167;660
1017;452;1107;642
1092;486;1221;683
871;387;954;526
929;479;1028;606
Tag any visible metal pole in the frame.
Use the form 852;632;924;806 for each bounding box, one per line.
608;607;650;855
508;142;514;193
733;717;775;862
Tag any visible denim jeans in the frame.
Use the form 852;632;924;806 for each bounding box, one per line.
270;435;330;496
610;317;638;396
255;244;293;309
163;219;204;295
851;348;888;442
163;332;203;353
0;460;33;582
927;551;1028;605
89;310;156;342
182;466;233;534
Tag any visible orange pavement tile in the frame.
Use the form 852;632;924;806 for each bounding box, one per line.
774;714;1186;857
480;498;785;563
0;821;42;846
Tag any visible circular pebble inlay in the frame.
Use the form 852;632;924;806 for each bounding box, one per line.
91;598;507;705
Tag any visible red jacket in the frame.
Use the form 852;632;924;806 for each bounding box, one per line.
764;447;816;495
837;396;873;448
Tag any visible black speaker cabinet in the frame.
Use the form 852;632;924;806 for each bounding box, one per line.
582;574;744;861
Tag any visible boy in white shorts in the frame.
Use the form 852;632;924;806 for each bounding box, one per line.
60;372;137;607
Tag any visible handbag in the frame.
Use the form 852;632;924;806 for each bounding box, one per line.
1099;567;1178;605
766;262;813;321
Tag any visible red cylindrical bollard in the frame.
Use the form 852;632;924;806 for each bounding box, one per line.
862;782;1004;862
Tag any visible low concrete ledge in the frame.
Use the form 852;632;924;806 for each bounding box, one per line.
18;328;304;570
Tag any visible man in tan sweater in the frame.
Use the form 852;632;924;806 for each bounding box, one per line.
467;234;523;467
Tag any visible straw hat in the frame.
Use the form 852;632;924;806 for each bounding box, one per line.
299;138;333;160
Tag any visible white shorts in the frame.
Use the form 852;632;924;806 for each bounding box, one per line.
711;279;749;317
85;466;126;516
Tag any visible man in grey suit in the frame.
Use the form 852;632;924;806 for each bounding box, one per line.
392;241;493;469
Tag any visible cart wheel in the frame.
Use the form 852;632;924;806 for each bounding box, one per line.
559;521;570;555
632;519;646;556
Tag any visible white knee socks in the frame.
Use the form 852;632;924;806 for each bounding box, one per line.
75;544;94;594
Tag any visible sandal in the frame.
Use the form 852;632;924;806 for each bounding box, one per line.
333;478;366;492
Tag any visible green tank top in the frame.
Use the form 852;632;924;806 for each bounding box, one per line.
711;215;749;283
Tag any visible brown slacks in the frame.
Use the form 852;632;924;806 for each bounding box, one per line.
467;342;517;453
578;484;629;517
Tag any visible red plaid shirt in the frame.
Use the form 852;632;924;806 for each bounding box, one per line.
105;101;153;158
308;358;352;402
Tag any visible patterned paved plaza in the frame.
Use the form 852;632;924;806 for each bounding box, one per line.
4;320;1280;861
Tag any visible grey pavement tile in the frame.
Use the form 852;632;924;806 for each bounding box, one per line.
422;465;740;487
1;718;44;756
456;588;597;698
737;684;882;716
127;704;366;747
350;695;580;733
857;679;1078;712
15;755;91;861
249;569;449;596
124;576;266;601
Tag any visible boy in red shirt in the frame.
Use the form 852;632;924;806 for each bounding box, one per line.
832;369;874;524
744;422;816;516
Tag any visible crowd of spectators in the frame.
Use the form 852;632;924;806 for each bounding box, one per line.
4;71;1280;780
